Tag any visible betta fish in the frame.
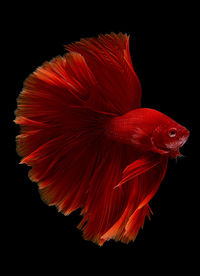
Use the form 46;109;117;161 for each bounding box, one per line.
15;33;189;246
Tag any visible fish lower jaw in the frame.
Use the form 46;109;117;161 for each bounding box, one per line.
159;148;182;159
168;148;182;158
151;142;182;158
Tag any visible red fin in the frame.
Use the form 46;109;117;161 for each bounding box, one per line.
124;204;152;241
101;177;140;242
15;52;105;208
66;33;142;115
116;155;161;187
124;158;168;241
15;52;95;158
101;157;168;243
15;48;137;245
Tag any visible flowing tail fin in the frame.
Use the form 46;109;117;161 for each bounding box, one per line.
15;33;143;245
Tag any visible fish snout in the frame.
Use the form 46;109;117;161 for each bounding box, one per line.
179;127;190;147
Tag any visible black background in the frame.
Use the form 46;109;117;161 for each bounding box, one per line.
6;3;197;273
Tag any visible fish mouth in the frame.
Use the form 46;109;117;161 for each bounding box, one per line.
155;131;189;158
153;144;182;158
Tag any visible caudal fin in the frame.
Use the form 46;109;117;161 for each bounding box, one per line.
15;33;167;246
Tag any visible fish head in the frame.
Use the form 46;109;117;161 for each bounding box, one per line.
151;118;190;158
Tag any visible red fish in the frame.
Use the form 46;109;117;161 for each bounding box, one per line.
15;33;189;245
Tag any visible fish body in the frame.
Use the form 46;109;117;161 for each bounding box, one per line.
106;108;189;157
15;33;189;245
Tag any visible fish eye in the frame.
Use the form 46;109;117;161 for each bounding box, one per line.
168;128;177;138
